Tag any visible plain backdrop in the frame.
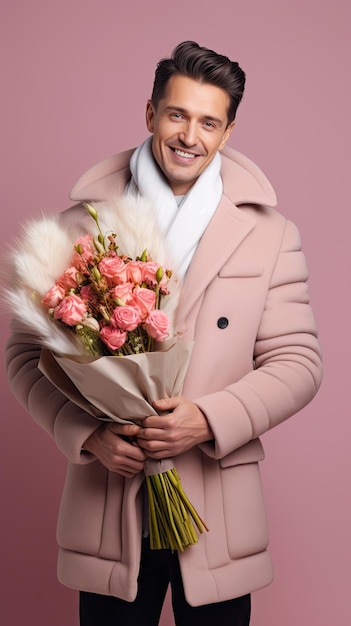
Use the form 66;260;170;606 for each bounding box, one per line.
0;1;349;625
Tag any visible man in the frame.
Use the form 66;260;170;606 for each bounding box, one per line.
5;41;322;626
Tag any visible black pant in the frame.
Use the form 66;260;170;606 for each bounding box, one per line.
80;539;251;626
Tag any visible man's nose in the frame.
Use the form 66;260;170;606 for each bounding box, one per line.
179;121;198;146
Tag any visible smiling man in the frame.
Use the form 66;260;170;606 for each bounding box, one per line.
146;74;235;194
6;41;322;626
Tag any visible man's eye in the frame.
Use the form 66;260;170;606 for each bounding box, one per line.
203;121;215;129
170;113;184;120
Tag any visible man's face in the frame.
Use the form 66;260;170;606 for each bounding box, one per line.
146;75;235;195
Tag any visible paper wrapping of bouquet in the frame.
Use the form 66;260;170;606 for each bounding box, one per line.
39;341;209;550
38;340;194;425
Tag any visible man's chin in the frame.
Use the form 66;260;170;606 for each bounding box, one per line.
166;173;200;195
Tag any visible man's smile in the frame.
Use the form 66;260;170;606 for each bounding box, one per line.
174;149;196;159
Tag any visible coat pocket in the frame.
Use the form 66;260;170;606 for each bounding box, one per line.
57;462;124;560
220;459;269;560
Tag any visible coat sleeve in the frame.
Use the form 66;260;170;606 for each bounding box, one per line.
5;319;101;464
196;219;323;460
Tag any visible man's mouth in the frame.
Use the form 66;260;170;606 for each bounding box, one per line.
173;148;196;159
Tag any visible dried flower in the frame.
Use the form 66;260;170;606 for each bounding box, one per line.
40;202;173;357
6;197;208;551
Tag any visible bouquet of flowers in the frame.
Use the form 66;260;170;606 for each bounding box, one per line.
4;195;208;551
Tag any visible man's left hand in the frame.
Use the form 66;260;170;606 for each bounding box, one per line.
136;396;214;459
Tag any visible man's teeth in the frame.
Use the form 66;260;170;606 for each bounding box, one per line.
175;149;195;159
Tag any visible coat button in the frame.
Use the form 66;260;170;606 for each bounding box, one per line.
217;317;229;329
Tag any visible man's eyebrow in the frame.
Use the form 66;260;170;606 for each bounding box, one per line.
164;106;224;126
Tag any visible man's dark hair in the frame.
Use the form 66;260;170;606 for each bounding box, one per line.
151;41;246;125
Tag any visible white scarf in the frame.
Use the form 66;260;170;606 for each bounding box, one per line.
126;137;223;278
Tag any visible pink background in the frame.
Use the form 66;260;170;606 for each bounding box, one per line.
0;1;349;624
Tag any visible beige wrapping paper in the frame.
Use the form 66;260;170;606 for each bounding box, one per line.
39;339;194;425
38;339;209;551
6;197;207;550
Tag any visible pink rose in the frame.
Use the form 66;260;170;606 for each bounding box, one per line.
100;325;127;351
144;309;170;341
132;287;156;320
111;283;134;305
72;234;95;271
57;266;79;290
126;260;144;284
80;284;97;303
140;261;160;286
142;262;171;293
42;283;66;308
111;305;142;331
54;294;87;326
98;254;128;286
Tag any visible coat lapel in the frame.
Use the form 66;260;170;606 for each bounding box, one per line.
69;146;275;333
177;195;255;327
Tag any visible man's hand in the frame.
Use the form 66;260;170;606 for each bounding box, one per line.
136;396;213;459
83;422;146;478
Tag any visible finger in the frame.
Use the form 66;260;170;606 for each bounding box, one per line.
139;416;177;439
110;458;145;477
152;396;183;412
137;444;174;460
116;438;147;461
108;422;141;437
105;443;146;474
142;411;180;430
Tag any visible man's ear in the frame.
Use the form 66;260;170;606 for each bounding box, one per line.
145;100;155;133
219;120;236;150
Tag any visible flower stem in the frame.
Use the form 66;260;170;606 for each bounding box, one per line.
146;468;209;551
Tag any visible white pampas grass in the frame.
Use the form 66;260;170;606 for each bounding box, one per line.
2;195;181;353
97;196;181;324
5;288;84;355
99;196;164;262
9;215;75;295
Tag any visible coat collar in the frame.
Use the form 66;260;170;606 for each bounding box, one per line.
69;148;134;203
70;144;277;210
70;145;276;334
220;146;277;208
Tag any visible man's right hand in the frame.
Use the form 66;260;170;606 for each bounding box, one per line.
83;423;146;478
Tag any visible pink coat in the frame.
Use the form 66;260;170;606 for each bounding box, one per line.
5;146;323;606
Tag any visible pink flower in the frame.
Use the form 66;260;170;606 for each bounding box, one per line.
42;283;66;308
98;254;128;285
100;325;127;350
142;262;170;293
144;309;170;341
72;234;95;272
54;294;87;326
75;234;95;259
111;305;142;331
126;260;144;284
57;266;79;290
132;287;156;320
111;283;134;304
80;284;98;304
140;261;160;286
